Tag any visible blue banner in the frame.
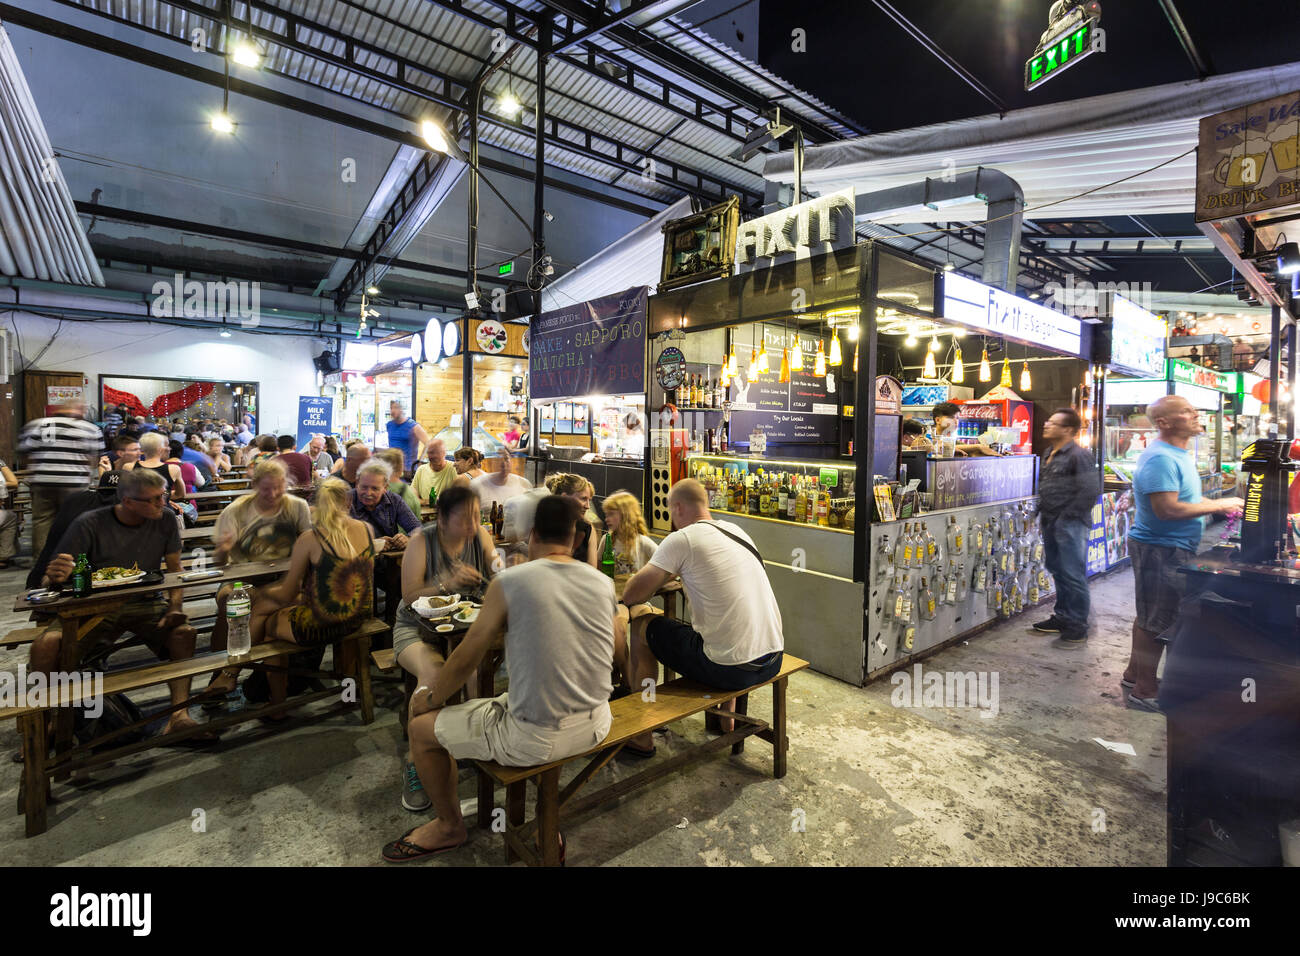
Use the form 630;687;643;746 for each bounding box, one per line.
296;396;333;450
530;287;647;401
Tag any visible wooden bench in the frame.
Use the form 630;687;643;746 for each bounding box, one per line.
473;654;809;866
1;627;44;649
5;618;389;836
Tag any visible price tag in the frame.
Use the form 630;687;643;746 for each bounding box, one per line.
819;467;839;488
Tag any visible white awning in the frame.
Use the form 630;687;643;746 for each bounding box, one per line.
0;24;103;285
765;64;1300;224
540;196;692;313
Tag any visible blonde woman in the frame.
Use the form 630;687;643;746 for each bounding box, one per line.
250;478;375;710
206;436;232;475
205;459;311;700
545;472;599;566
600;492;657;575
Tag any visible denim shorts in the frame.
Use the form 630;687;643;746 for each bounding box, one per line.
1130;538;1192;635
645;616;782;691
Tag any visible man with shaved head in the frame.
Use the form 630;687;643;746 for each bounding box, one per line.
617;478;784;757
411;437;456;505
1124;394;1243;712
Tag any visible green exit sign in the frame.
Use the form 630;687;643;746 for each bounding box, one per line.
1025;20;1097;91
498;261;514;277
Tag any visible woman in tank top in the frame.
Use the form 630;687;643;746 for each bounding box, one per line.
251;477;376;710
137;431;188;512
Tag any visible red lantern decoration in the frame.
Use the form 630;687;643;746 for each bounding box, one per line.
1252;379;1271;403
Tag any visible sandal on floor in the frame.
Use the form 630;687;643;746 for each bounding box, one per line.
617;743;656;760
157;730;221;748
382;827;467;863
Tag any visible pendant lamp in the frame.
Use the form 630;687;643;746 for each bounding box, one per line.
1000;355;1012;387
829;330;843;366
922;350;938;381
952;341;964;383
979;347;992;383
748;348;760;382
790;336;804;371
1020;361;1032;392
813;341;827;376
779;348;791;383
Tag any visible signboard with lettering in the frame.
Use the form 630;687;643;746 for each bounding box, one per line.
1167;358;1235;393
530;287;647;401
1196;90;1300;222
1108;296;1166;378
943;273;1085;357
734;188;856;274
296;396;333;450
1087;491;1135;576
929;455;1037;511
727;325;838;445
1024;7;1101;91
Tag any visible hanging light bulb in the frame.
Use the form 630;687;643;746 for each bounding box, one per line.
779;347;791;383
757;341;770;373
979;347;992;383
720;364;731;389
748;348;760;381
790;336;804;372
904;326;918;347
727;344;738;377
814;341;827;376
922;350;938;381
829;330;843;366
929;334;940;352
1020;360;1032;392
952;341;965;383
1000;355;1012;387
847;323;860;342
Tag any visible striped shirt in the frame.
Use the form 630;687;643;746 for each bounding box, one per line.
18;416;102;486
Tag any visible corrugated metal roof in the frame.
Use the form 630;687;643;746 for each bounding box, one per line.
68;0;857;210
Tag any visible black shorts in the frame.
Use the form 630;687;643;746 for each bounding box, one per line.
645;616;782;691
1130;538;1192;635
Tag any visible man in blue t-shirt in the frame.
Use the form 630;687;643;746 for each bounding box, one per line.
385;401;429;478
1124;395;1242;712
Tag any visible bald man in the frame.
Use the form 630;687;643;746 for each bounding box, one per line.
331;442;371;487
1124;395;1243;711
618;478;784;757
410;437;457;505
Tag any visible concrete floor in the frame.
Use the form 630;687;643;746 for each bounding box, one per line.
0;561;1166;866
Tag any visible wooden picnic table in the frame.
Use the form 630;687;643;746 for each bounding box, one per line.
15;560;290;776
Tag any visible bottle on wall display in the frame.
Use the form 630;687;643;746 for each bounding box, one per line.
972;559;988;593
778;475;790;517
898;522;913;568
921;523;938;565
919;577;937;621
947;516;963;554
877;535;893;581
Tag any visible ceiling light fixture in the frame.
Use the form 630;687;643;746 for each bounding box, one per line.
421;118;451;154
979;347;992;383
1000;354;1012;388
829;330;843;366
813;341;827;377
952;341;964;383
1020;360;1032;392
231;41;261;68
922;350;938;381
210;112;235;134
790;334;804;372
1276;235;1300;276
498;91;522;116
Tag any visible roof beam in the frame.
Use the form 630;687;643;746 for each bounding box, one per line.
551;0;670;53
1156;0;1216;79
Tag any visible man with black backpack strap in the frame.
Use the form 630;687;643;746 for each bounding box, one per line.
618;478;784;757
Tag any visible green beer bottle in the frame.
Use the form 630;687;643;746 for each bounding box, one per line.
72;553;91;596
600;533;617;578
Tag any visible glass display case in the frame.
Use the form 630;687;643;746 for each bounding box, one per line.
686;453;857;532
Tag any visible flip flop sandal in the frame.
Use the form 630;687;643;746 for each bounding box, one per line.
617;743;656;760
158;730;222;748
1120;678;1135;690
382;827;467;863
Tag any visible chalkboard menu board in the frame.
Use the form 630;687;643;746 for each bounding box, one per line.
729;327;839;444
929;455;1037;510
873;414;901;480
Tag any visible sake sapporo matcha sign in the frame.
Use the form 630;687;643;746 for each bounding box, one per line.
529;287;647;401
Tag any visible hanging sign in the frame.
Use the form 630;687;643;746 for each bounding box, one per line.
655;346;687;392
1168;358;1235;393
475;319;507;353
1107;295;1166;378
1196;89;1300;222
734;188;856;273
944;272;1084;356
1024;5;1101;91
296;396;333;449
529;287;647;401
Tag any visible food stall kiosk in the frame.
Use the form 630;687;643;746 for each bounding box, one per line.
646;238;1092;685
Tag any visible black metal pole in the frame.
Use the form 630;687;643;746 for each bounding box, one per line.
1270;302;1281;435
1286;321;1296;440
532;18;550;315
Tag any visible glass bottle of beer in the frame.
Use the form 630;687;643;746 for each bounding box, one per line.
600;532;617;578
72;553;91;596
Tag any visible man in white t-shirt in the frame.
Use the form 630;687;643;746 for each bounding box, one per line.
619;477;784;757
470;447;532;512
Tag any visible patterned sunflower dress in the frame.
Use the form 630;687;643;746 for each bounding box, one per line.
288;529;376;644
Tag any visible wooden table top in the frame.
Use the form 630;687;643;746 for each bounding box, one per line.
14;560;288;614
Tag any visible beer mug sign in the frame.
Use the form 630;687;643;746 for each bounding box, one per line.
1214;145;1268;187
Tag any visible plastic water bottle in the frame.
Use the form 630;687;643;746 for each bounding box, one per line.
227;582;252;659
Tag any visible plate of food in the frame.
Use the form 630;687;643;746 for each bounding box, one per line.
91;565;146;588
453;606;480;626
412;594;460;619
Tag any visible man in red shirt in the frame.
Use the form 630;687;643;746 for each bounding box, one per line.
274;434;313;489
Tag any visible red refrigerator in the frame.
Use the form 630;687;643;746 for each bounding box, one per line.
956;397;1034;454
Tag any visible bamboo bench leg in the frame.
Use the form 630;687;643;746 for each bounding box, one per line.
772;676;788;779
19;714;48;837
355;635;374;725
537;767;561;867
477;768;494;831
731;693;749;755
505;780;526;864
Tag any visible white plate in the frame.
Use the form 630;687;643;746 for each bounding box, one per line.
453;607;479;625
91;571;146;589
412;594;460;619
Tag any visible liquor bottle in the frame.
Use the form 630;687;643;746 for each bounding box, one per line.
921;523;938;565
947;515;963;554
777;474;790;518
882;573;900;623
806;479;819;525
984;523;995;557
896;572;914;626
972;558;988;593
919;577;937;621
931;566;947;606
600;533;617;578
986;569;1001;611
969;518;984;556
877;535;894;581
748;476;760;515
759;472;772;517
817;488;830;527
909;523;924;569
944;560;960;605
955;560;969;601
71;552;91;596
1027;570;1041;606
695;374;703;407
896;523;913;569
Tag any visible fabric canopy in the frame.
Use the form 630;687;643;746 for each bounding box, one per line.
765;64;1300;224
104;382;215;418
0;25;104;285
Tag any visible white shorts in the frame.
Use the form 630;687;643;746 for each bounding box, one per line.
434;692;612;767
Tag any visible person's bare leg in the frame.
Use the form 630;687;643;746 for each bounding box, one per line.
206;587;238;693
403;711;468;850
628;615;659;751
162;625;204;734
396;642;446;763
1125;624;1162;698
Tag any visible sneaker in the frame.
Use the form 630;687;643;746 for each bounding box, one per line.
1031;616;1062;634
401;761;432;812
1052;632;1087;649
